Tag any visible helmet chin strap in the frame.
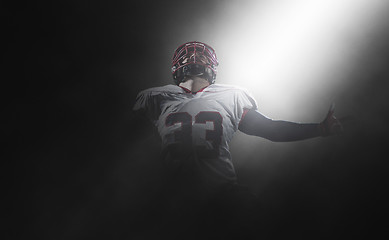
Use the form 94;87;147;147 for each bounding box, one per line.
181;64;214;84
182;64;205;76
186;73;204;78
173;64;216;85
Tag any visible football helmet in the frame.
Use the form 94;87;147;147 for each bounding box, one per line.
171;41;219;85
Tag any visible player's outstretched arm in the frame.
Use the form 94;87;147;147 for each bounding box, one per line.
238;105;343;142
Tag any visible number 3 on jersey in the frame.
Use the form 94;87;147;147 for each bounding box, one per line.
165;111;223;156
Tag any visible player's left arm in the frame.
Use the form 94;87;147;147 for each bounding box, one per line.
238;104;343;142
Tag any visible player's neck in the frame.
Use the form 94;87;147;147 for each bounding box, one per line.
179;76;210;93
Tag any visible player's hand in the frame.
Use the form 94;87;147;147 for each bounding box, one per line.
319;103;344;137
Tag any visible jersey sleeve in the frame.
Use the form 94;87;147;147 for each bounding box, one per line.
132;89;160;121
235;88;258;126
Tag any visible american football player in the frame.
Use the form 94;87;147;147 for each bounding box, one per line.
133;41;342;188
132;41;343;236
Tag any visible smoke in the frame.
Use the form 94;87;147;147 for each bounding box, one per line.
9;0;389;239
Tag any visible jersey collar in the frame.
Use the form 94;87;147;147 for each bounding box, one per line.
179;85;209;94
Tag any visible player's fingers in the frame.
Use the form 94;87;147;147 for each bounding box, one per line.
325;103;335;119
329;102;335;112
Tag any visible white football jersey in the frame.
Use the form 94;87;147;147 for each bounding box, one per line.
133;84;257;186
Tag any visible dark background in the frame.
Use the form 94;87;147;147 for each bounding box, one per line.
6;1;389;239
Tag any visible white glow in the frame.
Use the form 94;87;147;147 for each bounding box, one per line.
213;0;388;121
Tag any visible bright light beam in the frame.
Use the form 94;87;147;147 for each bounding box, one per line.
214;0;388;121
